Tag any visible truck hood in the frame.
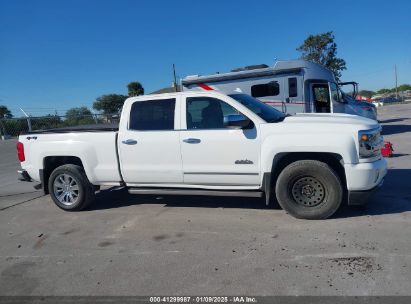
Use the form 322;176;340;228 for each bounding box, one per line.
282;113;379;130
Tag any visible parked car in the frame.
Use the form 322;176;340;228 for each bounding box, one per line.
17;91;386;219
182;60;377;120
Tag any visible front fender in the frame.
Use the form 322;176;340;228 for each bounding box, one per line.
260;133;358;174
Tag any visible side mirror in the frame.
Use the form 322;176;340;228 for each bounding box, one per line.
224;114;252;129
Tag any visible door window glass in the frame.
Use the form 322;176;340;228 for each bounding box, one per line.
312;84;331;113
330;82;342;102
129;99;175;130
186;97;239;129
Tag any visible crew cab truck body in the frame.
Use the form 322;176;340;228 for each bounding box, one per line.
17;91;387;219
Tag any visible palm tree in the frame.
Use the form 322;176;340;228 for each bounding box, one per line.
127;82;144;97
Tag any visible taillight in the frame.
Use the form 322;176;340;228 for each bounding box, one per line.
17;142;25;162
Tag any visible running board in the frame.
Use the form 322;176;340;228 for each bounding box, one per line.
128;188;264;198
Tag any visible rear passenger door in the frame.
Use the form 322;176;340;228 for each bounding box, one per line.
118;96;183;185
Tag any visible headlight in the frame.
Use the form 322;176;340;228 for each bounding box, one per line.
358;127;383;158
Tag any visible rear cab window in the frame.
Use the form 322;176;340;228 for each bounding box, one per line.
129;98;176;131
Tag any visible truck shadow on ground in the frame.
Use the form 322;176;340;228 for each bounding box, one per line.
379;118;407;124
382;124;411;135
335;169;411;218
90;169;411;219
92;188;268;211
390;153;409;158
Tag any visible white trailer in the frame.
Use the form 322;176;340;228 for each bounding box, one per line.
182;60;377;120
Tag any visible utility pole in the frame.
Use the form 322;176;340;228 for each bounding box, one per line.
395;64;398;100
173;64;178;92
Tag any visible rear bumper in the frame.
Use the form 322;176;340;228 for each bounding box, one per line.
17;169;32;182
18;169;43;191
348;180;384;206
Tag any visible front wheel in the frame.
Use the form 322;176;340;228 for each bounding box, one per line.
48;164;95;211
275;160;343;219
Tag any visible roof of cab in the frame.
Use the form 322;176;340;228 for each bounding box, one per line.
125;90;229;103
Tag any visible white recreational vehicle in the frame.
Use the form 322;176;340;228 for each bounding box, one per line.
182;60;377;120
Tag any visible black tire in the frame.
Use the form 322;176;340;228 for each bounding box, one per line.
275;160;343;219
48;164;95;211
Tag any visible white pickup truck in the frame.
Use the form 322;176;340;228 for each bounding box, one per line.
17;91;387;219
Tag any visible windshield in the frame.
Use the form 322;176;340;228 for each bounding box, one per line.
228;94;286;123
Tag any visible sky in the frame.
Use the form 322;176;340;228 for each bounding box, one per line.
0;0;410;117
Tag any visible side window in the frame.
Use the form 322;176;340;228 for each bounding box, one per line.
251;81;280;98
288;77;298;98
129;98;175;131
312;84;331;113
313;85;330;103
186;97;239;130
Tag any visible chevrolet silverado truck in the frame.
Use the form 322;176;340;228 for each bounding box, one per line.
17;91;387;219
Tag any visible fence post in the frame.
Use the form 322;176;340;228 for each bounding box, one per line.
0;119;5;139
27;117;32;132
20;108;32;132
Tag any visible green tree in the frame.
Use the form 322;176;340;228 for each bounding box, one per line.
65;107;94;126
66;107;92;119
127;81;144;97
297;31;347;81
0;105;13;118
397;84;411;92
93;94;128;114
358;90;376;98
376;88;391;94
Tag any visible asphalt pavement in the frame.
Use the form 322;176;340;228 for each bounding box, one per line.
0;104;410;296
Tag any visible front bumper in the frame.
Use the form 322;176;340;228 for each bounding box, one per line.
344;158;387;191
344;157;387;206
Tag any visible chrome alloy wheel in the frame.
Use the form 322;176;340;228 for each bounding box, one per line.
53;173;80;206
291;176;326;207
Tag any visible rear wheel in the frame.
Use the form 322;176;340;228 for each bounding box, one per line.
48;164;94;211
275;160;343;219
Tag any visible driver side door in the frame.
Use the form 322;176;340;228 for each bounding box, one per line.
180;95;261;187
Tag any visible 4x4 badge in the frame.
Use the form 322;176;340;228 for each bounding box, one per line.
235;159;253;165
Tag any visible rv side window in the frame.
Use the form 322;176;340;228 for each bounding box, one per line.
288;77;298;97
251;82;280;98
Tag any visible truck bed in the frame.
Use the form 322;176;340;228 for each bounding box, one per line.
18;129;122;185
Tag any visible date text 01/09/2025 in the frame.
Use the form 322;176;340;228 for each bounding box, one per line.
149;296;257;303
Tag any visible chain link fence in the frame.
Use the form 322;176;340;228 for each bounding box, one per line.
0;114;119;139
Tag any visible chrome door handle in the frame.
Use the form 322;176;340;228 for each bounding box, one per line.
122;139;138;145
183;138;201;144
